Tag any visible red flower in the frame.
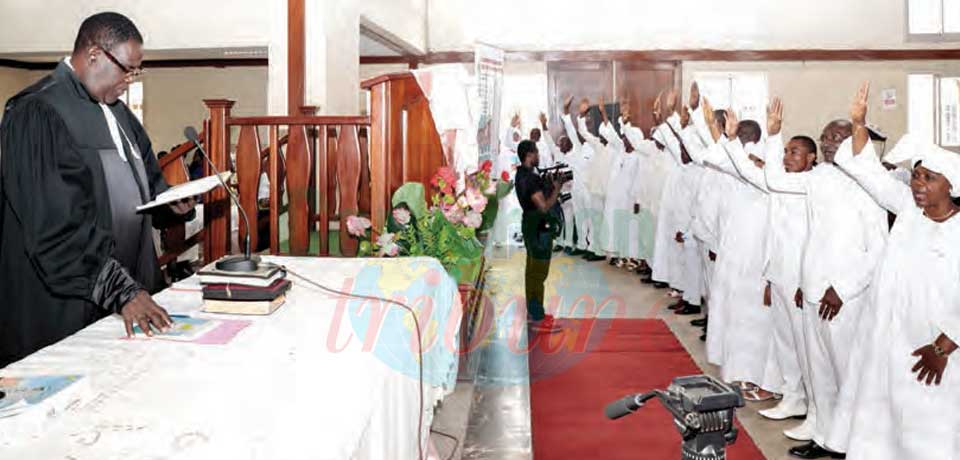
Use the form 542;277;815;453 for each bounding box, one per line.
436;166;457;187
480;160;493;173
501;171;511;182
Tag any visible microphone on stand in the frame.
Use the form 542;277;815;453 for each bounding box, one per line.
184;126;260;273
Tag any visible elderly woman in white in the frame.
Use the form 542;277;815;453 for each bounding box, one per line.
830;83;960;460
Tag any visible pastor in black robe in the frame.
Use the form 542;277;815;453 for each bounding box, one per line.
0;61;191;367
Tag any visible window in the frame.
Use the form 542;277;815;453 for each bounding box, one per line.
908;73;960;148
692;71;769;133
907;0;960;39
121;81;144;123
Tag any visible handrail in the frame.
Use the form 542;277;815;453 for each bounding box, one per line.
227;115;371;126
159;130;205;168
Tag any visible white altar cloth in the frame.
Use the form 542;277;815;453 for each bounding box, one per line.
0;256;463;460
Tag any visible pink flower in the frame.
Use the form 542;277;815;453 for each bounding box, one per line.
392;207;411;225
443;205;465;224
456;195;470;210
376;232;400;257
465;187;488;212
463;211;483;229
346;215;371;238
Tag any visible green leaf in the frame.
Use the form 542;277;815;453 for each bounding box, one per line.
391;183;428;220
358;241;373;257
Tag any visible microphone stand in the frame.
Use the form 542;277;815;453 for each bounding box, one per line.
185;127;260;272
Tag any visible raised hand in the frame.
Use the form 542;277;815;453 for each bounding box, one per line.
680;105;691;128
851;81;870;155
767;97;783;136
690;82;701;110
598;95;609;122
724;108;739;140
652;91;664;125
563;95;574;114
702;97;721;142
665;88;678;115
851;81;870;126
539;112;548;129
578;98;591;116
511;113;521;128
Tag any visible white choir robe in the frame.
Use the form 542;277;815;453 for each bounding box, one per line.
728;135;809;408
561;114;594;251
694;137;777;389
492;127;522;246
632;138;666;262
597;121;631;257
766;135;889;452
649;118;689;288
581;118;613;255
828;139;960;459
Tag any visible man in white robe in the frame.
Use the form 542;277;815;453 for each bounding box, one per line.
579;103;614;261
649;91;688;292
688;100;780;397
561;97;595;256
765;111;888;459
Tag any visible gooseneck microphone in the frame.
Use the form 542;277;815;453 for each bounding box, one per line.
183;126;260;272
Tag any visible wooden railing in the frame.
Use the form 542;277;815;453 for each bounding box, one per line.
157;124;206;267
198;71;447;264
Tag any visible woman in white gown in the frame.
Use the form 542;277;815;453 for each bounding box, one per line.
492;116;523;246
832;84;960;459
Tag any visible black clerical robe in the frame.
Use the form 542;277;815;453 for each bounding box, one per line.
0;62;188;367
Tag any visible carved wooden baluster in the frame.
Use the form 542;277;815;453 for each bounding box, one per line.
235;125;262;254
337;125;362;257
286;124;311;255
317;125;330;256
268;126;281;255
358;127;371;217
326;127;338;221
202;100;234;264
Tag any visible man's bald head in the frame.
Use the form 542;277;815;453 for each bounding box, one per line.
819;119;853;163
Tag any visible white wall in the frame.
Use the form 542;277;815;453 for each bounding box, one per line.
0;0;270;53
428;0;960;51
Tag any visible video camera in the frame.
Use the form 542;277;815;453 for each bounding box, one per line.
538;163;574;204
605;375;745;460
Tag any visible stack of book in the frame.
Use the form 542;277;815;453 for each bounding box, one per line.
198;262;290;315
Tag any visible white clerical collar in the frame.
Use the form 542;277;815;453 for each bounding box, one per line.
64;57;139;161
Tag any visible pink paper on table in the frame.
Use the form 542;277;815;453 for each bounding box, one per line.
193;319;252;345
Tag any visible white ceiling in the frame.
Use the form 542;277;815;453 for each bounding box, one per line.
360;30;403;57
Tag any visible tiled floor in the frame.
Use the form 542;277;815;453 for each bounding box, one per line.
431;248;803;460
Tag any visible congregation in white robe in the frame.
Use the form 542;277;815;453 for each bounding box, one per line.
3;2;960;459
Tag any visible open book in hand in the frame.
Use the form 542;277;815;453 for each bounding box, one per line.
136;171;232;212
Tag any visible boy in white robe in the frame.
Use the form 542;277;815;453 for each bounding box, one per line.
765;92;888;458
830;84;960;459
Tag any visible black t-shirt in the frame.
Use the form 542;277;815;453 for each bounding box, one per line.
515;165;545;214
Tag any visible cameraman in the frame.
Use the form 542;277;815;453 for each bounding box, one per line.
515;140;563;333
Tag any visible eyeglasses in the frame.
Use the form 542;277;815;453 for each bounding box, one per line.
99;46;144;82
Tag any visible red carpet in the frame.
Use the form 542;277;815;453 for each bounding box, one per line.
529;319;767;459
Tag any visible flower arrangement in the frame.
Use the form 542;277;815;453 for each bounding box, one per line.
346;161;514;282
